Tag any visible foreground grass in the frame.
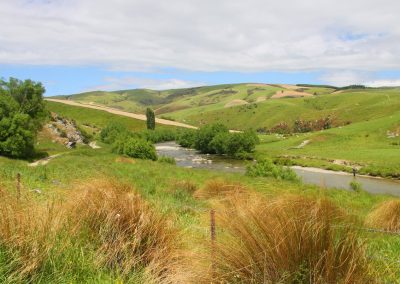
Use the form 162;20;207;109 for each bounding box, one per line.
1;142;400;282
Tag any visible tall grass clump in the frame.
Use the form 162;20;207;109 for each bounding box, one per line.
246;159;299;182
193;179;247;199
68;180;181;282
0;188;65;282
366;200;400;232
350;180;363;192
199;194;371;283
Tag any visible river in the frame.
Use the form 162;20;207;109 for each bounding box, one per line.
156;141;400;196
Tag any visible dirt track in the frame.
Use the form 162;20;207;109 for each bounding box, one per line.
45;99;198;129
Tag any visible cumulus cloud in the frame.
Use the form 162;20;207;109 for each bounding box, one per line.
0;0;399;73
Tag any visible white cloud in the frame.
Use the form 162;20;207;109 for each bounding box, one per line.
364;79;400;87
319;70;372;87
0;0;399;73
86;77;205;91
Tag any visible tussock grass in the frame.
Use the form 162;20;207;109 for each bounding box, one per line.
0;188;65;282
170;180;198;195
0;181;183;283
194;179;247;199
196;194;371;283
68;180;182;282
366;200;400;232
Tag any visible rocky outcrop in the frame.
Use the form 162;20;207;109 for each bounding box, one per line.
46;112;87;148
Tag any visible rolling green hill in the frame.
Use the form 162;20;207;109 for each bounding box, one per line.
53;84;400;176
54;84;400;130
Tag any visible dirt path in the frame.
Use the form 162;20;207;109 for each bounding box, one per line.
28;154;62;167
45;99;198;129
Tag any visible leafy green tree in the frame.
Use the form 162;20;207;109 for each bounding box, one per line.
113;137;157;161
176;129;197;148
1;78;47;130
146;108;155;130
0;78;46;158
195;123;228;153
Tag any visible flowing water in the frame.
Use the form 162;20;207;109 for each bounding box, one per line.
156;141;400;196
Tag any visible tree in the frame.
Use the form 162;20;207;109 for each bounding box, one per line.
0;78;46;158
195;123;229;154
146;108;155;130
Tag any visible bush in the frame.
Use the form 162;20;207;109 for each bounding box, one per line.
246;159;299;182
178;123;259;159
113;137;157;161
100;122;130;144
0;78;47;158
158;156;176;164
76;125;93;144
350;180;363;192
176;129;197;148
195;123;229;154
140;128;176;143
224;130;259;157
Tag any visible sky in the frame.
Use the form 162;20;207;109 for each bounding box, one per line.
1;0;400;96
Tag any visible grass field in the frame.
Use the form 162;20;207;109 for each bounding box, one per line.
1;137;400;282
1;100;400;282
51;85;400;177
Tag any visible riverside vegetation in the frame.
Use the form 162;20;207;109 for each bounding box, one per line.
1;79;400;283
55;83;400;178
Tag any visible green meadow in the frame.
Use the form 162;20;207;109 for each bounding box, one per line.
0;86;399;283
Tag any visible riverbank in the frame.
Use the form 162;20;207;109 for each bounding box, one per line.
156;141;400;196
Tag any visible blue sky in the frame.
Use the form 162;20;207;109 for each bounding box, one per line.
1;0;400;96
1;64;323;96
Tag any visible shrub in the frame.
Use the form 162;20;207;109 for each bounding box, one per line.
180;123;259;159
158;156;176;164
113;137;157;161
246;159;299;182
198;194;371;283
76;125;93;144
224;130;259;157
141;128;177;143
269;122;291;134
195;123;229;154
176;129;197;148
350;180;363;192
366;200;400;232
100;122;130;144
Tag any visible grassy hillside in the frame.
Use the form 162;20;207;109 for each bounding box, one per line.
53;85;400;176
1;134;400;282
169;87;400;130
256;112;400;177
54;84;400;131
0;100;399;282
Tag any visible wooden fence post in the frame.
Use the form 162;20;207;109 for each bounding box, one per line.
16;173;21;200
210;209;216;282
